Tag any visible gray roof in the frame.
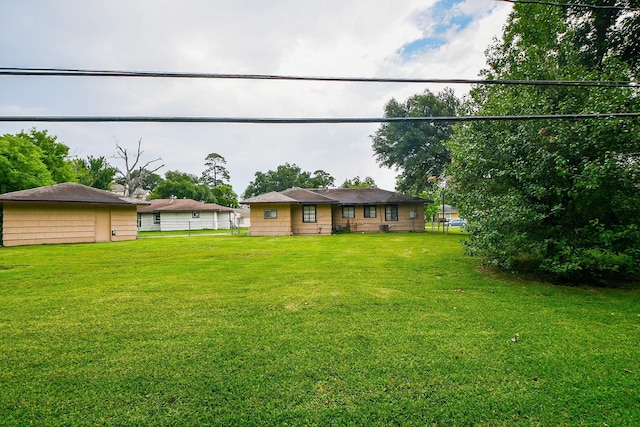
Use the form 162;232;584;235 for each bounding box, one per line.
312;188;430;205
137;198;235;213
242;187;431;205
241;191;298;204
281;188;339;204
0;182;149;206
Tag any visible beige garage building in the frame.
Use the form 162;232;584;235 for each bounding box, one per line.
0;182;148;247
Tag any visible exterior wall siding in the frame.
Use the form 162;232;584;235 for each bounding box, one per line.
247;202;425;236
1;203;139;247
291;204;332;235
138;212;160;231
110;207;139;241
249;204;292;236
137;211;232;232
394;204;425;232
332;204;425;233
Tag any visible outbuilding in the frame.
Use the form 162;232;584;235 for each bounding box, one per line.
0;182;148;247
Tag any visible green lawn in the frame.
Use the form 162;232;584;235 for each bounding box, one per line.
0;233;638;425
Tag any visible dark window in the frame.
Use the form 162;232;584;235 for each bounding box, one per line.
264;209;278;219
303;205;317;223
364;205;376;218
153;212;161;224
385;205;398;221
342;205;355;218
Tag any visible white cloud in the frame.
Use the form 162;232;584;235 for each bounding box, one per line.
0;0;512;194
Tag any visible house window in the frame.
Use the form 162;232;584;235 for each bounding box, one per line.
363;205;376;218
153;212;161;224
342;205;355;218
303;205;316;223
264;209;278;219
137;214;142;228
385;205;398;221
192;211;200;218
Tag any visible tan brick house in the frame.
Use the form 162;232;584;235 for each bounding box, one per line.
242;187;430;236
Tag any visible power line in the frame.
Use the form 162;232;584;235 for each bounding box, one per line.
496;0;640;11
1;113;638;124
0;67;637;88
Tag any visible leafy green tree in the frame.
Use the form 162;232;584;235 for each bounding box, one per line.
0;134;53;193
201;153;231;188
308;170;335;189
371;89;461;194
211;184;239;208
18;128;76;184
447;2;640;283
150;171;212;202
242;163;335;198
341;176;376;188
139;172;163;191
71;156;116;190
115;170;163;192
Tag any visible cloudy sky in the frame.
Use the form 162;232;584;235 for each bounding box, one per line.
0;0;512;195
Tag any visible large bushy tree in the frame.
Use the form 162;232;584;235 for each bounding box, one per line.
150;171;212;202
447;1;640;283
0;134;53;193
242;163;335;198
71;156;116;190
18;129;76;184
371;89;461;194
0;129;79;194
211;184;239;208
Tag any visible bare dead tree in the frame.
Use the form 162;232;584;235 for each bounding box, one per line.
113;139;164;197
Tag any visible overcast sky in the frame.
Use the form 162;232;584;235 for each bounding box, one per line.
0;0;512;195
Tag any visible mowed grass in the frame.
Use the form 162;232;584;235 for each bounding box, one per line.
0;233;638;426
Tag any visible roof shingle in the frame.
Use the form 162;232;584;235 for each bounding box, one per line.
0;183;149;206
241;187;431;205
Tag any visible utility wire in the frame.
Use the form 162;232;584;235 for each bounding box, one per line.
0;67;637;88
496;0;640;11
1;113;638;124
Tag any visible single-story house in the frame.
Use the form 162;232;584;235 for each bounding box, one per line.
0;182;148;247
437;204;461;221
242;187;430;236
232;207;251;228
137;198;236;232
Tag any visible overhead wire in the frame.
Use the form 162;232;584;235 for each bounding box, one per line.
0;67;637;123
0;67;637;88
1;113;638;124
